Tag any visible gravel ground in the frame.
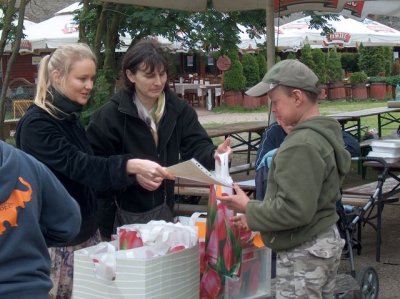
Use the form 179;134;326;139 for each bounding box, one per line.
196;107;400;299
196;107;269;125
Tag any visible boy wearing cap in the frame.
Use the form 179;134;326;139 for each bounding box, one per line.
219;59;351;299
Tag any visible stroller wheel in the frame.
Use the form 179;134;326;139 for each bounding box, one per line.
353;266;379;299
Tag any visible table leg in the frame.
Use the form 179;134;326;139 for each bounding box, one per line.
247;132;252;175
378;114;382;137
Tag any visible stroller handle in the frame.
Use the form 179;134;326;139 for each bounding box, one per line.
348;156;389;231
351;156;389;181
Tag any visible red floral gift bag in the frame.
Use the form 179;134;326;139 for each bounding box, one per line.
200;153;253;298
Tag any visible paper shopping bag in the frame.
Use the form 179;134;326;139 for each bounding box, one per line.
175;212;208;276
73;243;200;299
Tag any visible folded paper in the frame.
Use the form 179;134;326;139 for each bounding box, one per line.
166;158;232;187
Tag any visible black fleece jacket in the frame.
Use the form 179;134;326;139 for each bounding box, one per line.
87;88;217;214
15;94;135;246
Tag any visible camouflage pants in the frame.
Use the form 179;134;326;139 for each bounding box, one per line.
275;225;345;299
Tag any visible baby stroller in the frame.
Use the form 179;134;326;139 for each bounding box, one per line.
333;156;388;299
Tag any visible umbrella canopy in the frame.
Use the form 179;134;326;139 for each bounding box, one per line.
314;1;400;20
98;0;400;67
281;15;400;48
0;18;37;53
22;2;173;52
100;0;353;15
237;25;303;53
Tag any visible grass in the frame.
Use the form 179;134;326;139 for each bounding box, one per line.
214;100;396;138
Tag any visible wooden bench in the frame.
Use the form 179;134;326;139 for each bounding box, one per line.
341;194;399;207
229;162;255;174
342;177;400;261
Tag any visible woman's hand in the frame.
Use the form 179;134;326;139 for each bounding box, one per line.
126;159;175;191
217;183;249;213
136;174;163;191
214;137;233;164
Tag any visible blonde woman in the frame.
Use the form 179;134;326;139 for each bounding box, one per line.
15;43;174;298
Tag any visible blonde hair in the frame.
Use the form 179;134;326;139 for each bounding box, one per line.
35;43;97;116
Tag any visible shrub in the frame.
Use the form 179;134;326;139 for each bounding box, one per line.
349;72;367;85
242;54;259;87
299;44;316;72
326;49;343;83
257;51;267;78
312;48;327;83
223;51;246;92
391;60;400;76
358;44;385;77
286;52;296;60
341;53;360;73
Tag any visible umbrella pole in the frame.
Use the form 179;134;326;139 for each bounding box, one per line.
266;0;276;124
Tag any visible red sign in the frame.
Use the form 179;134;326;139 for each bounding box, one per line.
19;40;32;50
344;1;365;18
327;32;351;43
62;20;79;34
216;56;231;71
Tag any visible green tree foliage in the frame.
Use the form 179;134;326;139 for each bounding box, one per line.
242;54;259;87
312;48;327;83
392;60;400;76
384;46;393;76
349;72;367;85
224;50;246;92
326;49;343;82
358;44;385;76
341;53;360;73
257;50;267;78
286;52;296;60
299;44;316;72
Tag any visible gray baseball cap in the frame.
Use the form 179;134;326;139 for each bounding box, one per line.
245;59;321;97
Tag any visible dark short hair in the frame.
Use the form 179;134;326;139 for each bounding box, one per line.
122;39;171;93
278;85;319;103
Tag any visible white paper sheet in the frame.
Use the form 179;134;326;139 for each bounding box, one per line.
166;158;232;187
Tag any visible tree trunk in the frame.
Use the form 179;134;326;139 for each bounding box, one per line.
0;0;27;141
78;0;91;45
93;2;109;61
103;4;122;97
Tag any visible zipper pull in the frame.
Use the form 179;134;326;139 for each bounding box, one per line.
270;232;276;243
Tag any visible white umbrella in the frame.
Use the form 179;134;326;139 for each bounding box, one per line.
238;25;303;53
281;15;400;48
99;0;353;14
23;2;172;52
315;1;400;20
1;18;37;53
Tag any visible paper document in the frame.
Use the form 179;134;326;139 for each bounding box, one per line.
166;158;232;187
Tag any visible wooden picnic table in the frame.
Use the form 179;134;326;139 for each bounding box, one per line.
205;121;268;171
343;160;400;262
329;107;400;142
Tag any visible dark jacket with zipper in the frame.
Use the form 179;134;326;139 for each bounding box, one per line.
15;92;135;246
87;88;216;233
